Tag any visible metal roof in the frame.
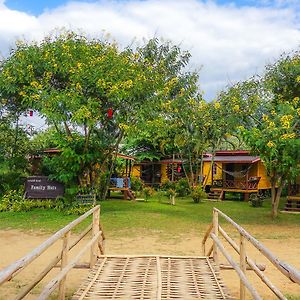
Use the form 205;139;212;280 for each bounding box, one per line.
203;155;260;163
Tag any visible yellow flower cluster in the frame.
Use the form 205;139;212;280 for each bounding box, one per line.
268;121;275;128
214;102;221;109
233;104;240;112
293;97;299;105
262;114;269;121
281;133;296;140
280;115;293;129
296;75;300;83
30;81;42;89
297;108;300;116
267;141;275;148
119;123;129;131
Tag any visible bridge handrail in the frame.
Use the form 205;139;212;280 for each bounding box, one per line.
203;208;300;300
0;205;104;299
213;208;300;285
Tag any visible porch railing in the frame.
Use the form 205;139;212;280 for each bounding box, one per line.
213;177;260;190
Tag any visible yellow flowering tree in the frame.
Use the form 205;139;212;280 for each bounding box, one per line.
0;33;198;197
223;52;300;218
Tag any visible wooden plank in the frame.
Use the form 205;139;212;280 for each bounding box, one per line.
202;223;213;255
59;231;71;300
240;234;246;300
214;208;300;284
0;205;100;286
213;210;219;265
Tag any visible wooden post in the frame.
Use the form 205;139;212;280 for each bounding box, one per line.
90;207;100;267
58;231;71;300
240;233;246;300
213;209;219;265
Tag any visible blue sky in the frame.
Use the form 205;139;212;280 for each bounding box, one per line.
4;0;300;15
1;0;299;128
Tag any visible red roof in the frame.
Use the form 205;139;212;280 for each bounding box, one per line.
215;150;250;156
203;155;260;164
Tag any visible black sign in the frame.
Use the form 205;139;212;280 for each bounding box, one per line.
25;176;64;199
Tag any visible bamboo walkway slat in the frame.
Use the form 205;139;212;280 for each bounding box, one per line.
72;255;231;300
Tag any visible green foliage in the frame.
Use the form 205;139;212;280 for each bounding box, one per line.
160;179;176;191
249;193;264;208
65;204;93;215
0;189;56;212
175;178;191;197
130;176;144;192
191;185;207;203
143;186;155;200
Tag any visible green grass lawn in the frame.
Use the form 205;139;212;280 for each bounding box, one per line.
0;195;299;238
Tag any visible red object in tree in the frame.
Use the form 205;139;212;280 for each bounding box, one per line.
177;165;181;173
29;110;33;117
107;108;113;119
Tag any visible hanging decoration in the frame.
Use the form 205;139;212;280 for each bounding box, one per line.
29;110;33;117
177;165;181;173
107;108;113;119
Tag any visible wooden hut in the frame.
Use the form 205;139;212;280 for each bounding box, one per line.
203;150;271;200
132;158;184;186
285;177;300;212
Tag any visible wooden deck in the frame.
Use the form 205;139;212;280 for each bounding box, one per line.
72;255;230;300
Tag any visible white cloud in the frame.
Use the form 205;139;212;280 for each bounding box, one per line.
0;0;300;100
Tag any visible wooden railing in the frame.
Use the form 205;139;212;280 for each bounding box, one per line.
213;178;260;190
0;205;105;300
202;208;300;300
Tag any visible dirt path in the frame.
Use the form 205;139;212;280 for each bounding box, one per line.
0;228;299;299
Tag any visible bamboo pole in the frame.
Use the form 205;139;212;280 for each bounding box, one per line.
218;226;286;299
240;233;246;300
0;205;100;286
58;231;71;300
201;223;213;255
210;233;261;300
214;208;300;284
213;210;219;265
37;231;101;300
90;207;100;267
15;224;92;300
156;256;162;300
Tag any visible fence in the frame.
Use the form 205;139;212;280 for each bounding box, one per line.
0;205;105;300
202;208;300;300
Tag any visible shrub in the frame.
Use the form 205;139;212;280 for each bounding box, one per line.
0;189;24;211
143;186;155;200
175;178;191;197
191;185;207;203
65;204;93;215
160;179;176;191
249;193;264;207
130;176;144;191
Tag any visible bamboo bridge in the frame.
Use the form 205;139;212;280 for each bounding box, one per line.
0;205;299;299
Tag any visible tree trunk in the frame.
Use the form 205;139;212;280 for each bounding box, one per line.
271;178;284;219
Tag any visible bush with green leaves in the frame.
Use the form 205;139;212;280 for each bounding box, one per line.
175;178;191;197
143;186;155;200
160;180;176;191
130;176;144;191
191;185;207;203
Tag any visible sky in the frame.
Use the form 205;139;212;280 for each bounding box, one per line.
0;0;300;106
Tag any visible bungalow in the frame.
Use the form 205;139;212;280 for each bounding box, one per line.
202;150;271;200
285;177;300;212
132;158;184;186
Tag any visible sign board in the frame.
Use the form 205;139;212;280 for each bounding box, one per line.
25;176;64;199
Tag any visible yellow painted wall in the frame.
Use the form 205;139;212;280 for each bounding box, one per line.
161;164;168;183
257;161;271;189
132;165;141;178
203;161;222;185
